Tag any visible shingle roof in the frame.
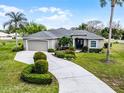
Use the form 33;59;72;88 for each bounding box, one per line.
23;29;104;40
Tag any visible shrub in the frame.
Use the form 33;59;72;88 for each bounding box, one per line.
12;43;24;52
34;60;48;74
18;43;22;46
33;52;47;62
69;46;75;51
12;47;23;52
61;46;69;50
65;50;75;55
18;43;24;50
1;42;6;46
65;54;75;59
55;51;65;58
82;46;88;52
113;41;119;44
21;65;52;84
48;48;55;52
104;43;112;48
89;48;103;53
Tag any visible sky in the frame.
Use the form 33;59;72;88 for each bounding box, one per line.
0;0;124;29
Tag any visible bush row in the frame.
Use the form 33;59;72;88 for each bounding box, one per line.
48;48;55;52
55;50;76;59
89;49;103;53
82;46;103;53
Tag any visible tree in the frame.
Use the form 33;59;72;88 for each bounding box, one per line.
100;0;124;63
3;12;27;48
77;21;104;35
122;31;124;40
58;37;72;48
101;27;109;39
112;28;123;39
101;27;123;39
20;22;47;35
87;20;104;32
78;23;88;30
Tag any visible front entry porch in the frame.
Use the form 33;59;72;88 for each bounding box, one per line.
75;38;84;49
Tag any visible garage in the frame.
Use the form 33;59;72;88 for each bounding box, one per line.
27;40;48;51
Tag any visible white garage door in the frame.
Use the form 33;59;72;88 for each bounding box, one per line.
28;40;48;51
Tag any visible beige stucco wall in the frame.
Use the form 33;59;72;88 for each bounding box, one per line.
23;40;26;49
23;37;104;51
84;39;88;46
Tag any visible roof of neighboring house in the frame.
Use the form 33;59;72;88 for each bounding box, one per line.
23;28;104;40
0;32;10;37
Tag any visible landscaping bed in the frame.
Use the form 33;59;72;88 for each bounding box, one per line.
21;52;53;84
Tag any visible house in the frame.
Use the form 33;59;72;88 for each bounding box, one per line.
0;32;12;40
9;33;22;39
23;28;104;51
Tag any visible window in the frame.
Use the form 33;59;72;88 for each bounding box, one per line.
91;41;96;48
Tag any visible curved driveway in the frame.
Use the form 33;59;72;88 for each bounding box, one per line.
15;51;116;93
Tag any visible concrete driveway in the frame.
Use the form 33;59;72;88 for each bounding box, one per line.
15;51;116;93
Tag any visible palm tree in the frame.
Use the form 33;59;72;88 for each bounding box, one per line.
3;12;27;48
100;0;124;63
22;22;47;35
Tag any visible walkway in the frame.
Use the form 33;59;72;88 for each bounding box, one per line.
15;51;116;93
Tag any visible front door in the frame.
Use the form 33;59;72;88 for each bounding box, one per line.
75;38;84;49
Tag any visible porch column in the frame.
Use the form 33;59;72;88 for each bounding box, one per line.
26;40;28;51
87;40;90;53
73;38;75;47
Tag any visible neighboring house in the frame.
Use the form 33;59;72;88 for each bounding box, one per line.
23;28;104;51
9;33;22;39
0;32;12;40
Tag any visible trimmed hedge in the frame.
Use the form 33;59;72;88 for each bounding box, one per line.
82;46;88;53
65;50;75;55
55;50;76;59
65;54;75;59
89;48;103;53
21;65;52;84
33;52;47;62
55;51;65;58
69;46;75;51
48;48;55;52
35;60;48;74
12;47;23;52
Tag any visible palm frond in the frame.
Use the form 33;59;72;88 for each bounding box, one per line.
5;12;16;19
116;0;124;6
3;20;13;28
100;0;107;7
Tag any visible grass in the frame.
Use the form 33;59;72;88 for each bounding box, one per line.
0;40;58;93
72;43;124;93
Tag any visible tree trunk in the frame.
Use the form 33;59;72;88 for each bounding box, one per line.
15;22;18;48
106;6;115;63
15;32;18;48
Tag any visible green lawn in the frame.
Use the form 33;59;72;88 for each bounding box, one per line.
73;44;124;93
0;40;58;93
